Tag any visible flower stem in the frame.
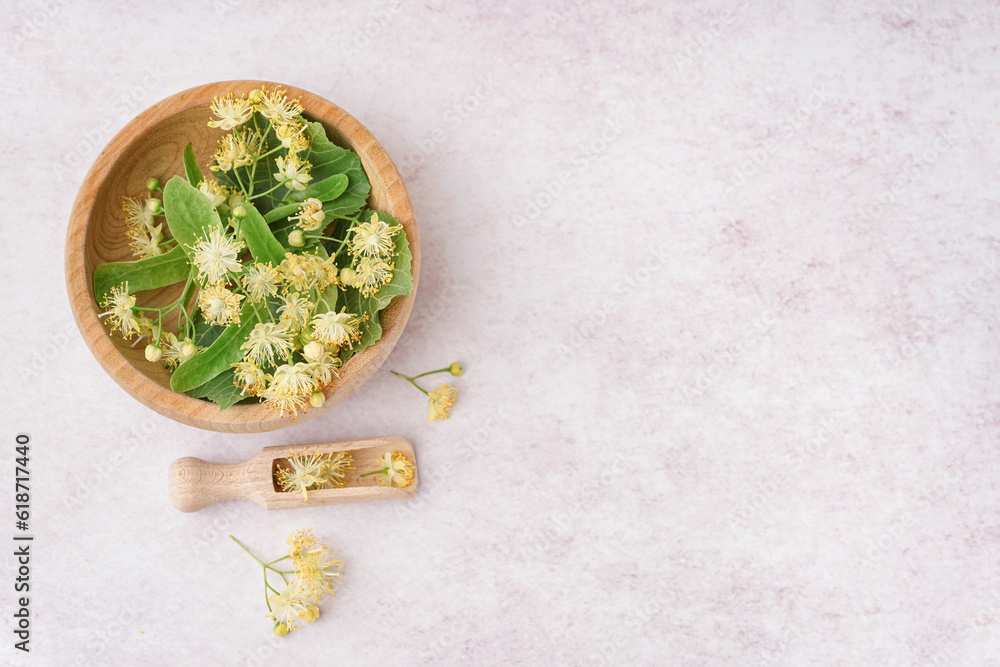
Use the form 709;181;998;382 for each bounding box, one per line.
360;467;388;477
390;370;429;396
412;367;452;379
230;535;266;567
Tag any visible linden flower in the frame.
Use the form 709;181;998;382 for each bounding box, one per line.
162;332;199;369
241;263;279;302
256;88;303;126
428;385;458;421
353;255;395;297
311;310;361;348
99;282;140;339
276;122;309;153
242;322;295;367
128;223;164;259
292;198;326;231
233;360;267;396
308;357;340;386
198;180;229;208
296;547;345;599
268;583;317;631
278;292;312;331
212;132;255;172
271;362;317;397
208;94;253;130
198;283;244;326
192;227;244;283
276;453;326;500
316;452;353;490
368;452;415;488
274;154;312;191
261;383;308;417
277;252;328;293
122;196;156;233
348;213;401;258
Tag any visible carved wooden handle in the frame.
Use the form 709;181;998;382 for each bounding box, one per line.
168;457;256;513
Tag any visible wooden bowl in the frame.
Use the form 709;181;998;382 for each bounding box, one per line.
64;81;420;433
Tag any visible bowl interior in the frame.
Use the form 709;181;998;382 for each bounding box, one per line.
68;82;418;432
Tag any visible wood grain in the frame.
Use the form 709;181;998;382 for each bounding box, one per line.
168;435;418;512
64;81;420;432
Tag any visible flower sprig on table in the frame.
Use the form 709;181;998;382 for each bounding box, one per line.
392;362;463;421
93;86;413;414
231;530;344;636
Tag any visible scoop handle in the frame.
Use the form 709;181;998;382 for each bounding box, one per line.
168;457;256;512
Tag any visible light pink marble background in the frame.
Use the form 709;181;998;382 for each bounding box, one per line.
2;1;1000;665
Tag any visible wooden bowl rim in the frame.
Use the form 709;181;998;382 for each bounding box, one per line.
64;80;419;433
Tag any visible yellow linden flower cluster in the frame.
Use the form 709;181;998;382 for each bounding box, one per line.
231;530;345;637
276;450;415;501
207;88;313;192
121;194;165;260
275;451;354;500
391;362;464;421
228;251;367;417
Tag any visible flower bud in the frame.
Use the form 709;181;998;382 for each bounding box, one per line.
146;178;160;192
303;341;326;363
339;267;357;287
249;89;264;104
145;198;162;213
449;362;463;376
309;391;326;408
273;622;289;637
232;205;247;219
144;344;163;362
181;339;199;360
288;230;305;247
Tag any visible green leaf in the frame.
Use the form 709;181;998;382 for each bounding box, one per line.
302;121;370;217
93;245;190;301
341;211;413;359
170;301;262;393
185;367;247;410
264;203;301;223
290;173;349;203
183;143;204;186
240;201;286;265
192;316;226;349
163;176;222;259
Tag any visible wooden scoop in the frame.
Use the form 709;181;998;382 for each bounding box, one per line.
168;436;418;512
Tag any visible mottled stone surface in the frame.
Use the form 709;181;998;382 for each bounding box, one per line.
3;1;1000;664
